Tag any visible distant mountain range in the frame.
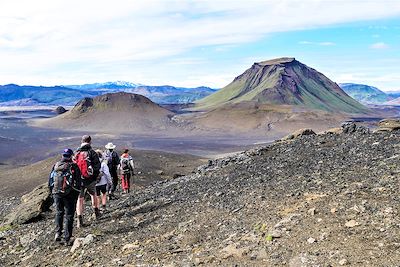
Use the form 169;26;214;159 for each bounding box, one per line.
339;83;400;105
339;83;391;105
0;83;217;106
0;84;99;106
196;57;367;114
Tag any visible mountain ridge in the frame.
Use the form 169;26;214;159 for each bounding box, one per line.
0;83;217;106
196;57;368;114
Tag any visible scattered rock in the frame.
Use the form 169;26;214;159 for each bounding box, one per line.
172;173;185;179
155;170;164;175
339;259;348;265
70;234;95;253
82;234;95;245
220;243;247;259
270;230;282;238
345;220;359;228
281;129;316;141
307;208;316;216
70;238;84;253
307;237;316;244
122;242;140;251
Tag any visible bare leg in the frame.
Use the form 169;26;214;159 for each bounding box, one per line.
97;195;102;208
102;193;107;206
76;197;84;216
90;194;99;209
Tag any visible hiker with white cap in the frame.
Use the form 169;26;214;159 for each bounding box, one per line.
103;142;120;199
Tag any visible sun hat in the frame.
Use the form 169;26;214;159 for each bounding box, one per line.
62;148;74;158
105;142;116;149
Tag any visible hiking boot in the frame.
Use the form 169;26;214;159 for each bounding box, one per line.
65;239;74;246
94;208;101;220
54;233;61;242
77;215;84;228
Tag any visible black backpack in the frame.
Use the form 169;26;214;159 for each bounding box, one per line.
52;161;74;196
105;151;118;169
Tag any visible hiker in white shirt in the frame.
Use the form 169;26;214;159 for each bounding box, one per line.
95;150;112;211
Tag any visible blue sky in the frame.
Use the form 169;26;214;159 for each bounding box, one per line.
0;0;399;91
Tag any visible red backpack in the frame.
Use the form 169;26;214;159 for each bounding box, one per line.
75;151;93;179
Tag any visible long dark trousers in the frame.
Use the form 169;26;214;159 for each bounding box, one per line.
54;193;78;241
110;168;119;192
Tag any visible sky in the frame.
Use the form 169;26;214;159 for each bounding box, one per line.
0;0;399;91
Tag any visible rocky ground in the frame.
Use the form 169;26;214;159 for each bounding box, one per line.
1;123;400;266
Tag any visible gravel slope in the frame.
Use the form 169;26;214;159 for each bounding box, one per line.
1;126;399;266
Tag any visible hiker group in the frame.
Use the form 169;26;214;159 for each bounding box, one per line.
48;135;134;245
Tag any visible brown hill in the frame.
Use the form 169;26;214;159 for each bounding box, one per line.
35;92;175;134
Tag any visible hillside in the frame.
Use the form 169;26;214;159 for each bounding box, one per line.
130;86;217;104
339;83;391;105
35;92;175;133
1;124;399;266
196;58;367;114
384;97;400;105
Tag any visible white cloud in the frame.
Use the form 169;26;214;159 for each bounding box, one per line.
370;42;389;49
0;0;400;86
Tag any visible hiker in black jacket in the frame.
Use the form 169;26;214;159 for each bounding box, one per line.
49;148;81;246
75;135;101;228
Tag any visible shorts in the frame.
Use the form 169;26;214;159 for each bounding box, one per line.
96;184;107;195
79;180;97;198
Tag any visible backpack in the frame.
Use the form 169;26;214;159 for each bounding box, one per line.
120;157;131;174
104;151;118;169
48;169;56;192
75;150;93;179
52;162;74;196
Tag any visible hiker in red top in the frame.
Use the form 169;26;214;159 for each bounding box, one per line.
75;135;101;228
119;148;134;194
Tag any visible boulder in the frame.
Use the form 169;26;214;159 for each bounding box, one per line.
377;119;400;132
341;122;369;134
4;183;52;225
281;129;316;141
